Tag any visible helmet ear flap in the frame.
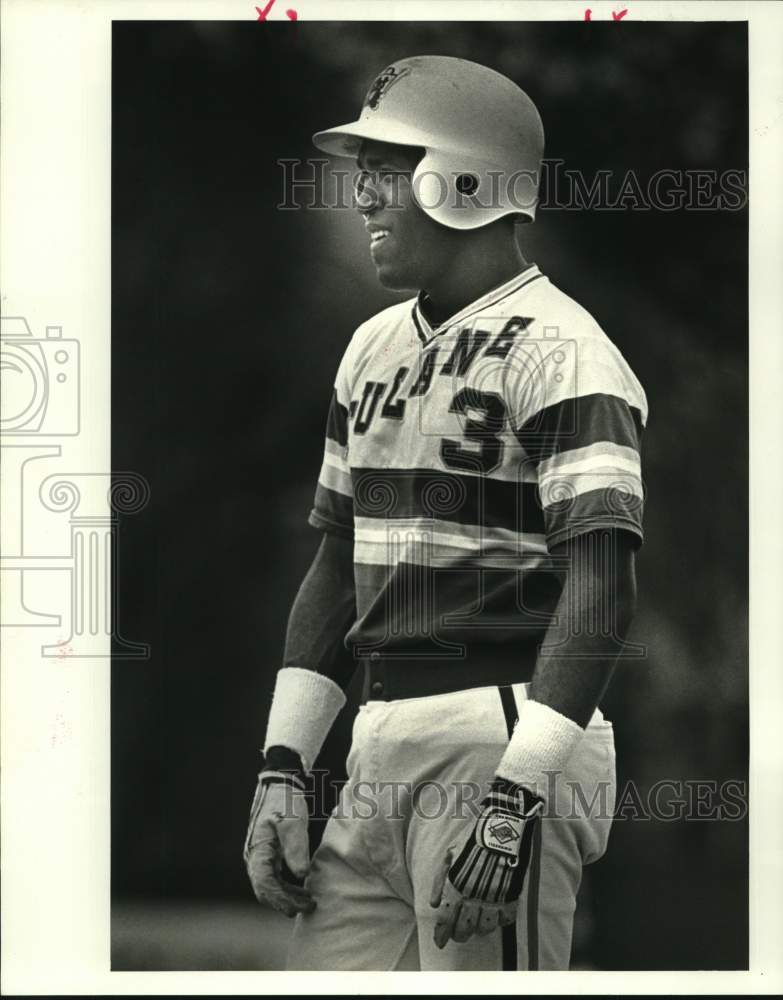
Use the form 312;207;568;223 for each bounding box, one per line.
411;150;539;231
411;153;449;222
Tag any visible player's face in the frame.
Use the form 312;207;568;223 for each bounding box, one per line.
356;141;457;291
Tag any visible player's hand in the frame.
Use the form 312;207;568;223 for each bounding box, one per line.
430;779;543;948
243;771;316;917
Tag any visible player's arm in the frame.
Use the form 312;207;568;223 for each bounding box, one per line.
245;334;359;915
494;349;647;789
263;529;357;778
490;526;636;805
281;531;357;687
528;527;637;725
244;533;356;916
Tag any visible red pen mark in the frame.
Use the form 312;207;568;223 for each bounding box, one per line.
256;0;276;19
585;7;628;21
256;0;298;19
55;637;74;660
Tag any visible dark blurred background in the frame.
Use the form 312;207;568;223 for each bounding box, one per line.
111;20;748;971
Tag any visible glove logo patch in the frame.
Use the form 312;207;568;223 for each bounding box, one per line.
479;809;524;860
489;818;517;845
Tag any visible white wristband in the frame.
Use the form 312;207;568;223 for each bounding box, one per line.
263;667;347;774
496;699;585;797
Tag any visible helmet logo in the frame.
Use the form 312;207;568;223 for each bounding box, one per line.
364;65;411;110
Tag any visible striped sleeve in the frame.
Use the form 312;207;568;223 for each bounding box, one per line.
514;335;648;549
308;345;354;539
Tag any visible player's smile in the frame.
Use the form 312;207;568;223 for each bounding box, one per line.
366;223;391;251
365;208;407;277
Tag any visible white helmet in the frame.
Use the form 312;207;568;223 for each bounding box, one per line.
312;55;545;230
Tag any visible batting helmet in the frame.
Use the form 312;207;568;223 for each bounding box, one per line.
312;55;545;230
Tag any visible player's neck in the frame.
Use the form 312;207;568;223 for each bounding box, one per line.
420;232;527;328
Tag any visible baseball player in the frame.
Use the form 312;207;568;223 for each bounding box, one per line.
244;56;647;971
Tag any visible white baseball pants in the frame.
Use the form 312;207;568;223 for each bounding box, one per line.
287;681;616;970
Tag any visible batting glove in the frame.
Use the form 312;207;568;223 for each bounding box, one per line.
430;779;543;948
243;770;316;917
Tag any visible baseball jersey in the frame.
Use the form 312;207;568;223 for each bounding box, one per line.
309;263;648;663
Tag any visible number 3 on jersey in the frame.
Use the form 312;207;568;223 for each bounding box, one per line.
440;389;507;474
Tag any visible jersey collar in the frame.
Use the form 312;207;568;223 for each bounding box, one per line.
411;263;543;346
